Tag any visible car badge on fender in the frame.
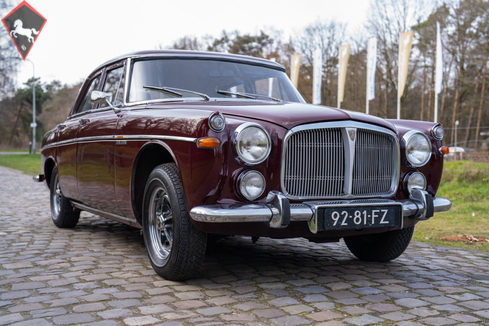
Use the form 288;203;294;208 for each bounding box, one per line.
1;1;46;60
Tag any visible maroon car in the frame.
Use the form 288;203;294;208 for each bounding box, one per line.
36;50;451;280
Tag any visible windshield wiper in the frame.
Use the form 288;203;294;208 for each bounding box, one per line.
217;90;281;102
143;86;210;101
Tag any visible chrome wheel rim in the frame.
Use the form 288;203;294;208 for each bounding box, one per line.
148;186;173;265
52;174;62;219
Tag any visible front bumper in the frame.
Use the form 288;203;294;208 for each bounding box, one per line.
189;189;452;234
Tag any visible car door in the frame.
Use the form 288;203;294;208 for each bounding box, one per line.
76;63;125;214
56;74;102;201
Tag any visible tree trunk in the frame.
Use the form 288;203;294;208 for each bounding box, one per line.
427;70;433;122
9;105;23;146
420;62;426;120
450;64;463;146
475;63;487;150
464;72;480;147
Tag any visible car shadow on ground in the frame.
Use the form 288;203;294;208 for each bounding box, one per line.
71;214;395;284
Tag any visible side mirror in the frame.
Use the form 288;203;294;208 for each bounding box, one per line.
91;91;119;112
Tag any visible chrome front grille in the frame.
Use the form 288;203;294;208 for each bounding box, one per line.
281;122;399;199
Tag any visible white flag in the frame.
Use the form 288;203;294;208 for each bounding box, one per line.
398;32;414;98
313;48;322;104
435;22;443;94
338;44;350;105
367;38;377;101
290;54;301;88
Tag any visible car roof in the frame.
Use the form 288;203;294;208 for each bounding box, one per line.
91;50;286;76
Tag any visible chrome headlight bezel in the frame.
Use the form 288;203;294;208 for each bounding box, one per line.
431;124;444;140
402;130;432;168
209;112;226;132
237;170;266;201
231;122;271;166
403;171;427;195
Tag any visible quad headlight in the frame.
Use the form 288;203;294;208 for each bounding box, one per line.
403;131;432;167
403;171;427;194
232;123;271;166
238;170;266;200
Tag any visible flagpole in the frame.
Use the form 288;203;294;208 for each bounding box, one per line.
397;32;401;119
434;92;438;123
434;21;443;123
338;44;341;109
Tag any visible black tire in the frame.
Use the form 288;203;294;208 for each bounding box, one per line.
142;163;207;281
50;166;80;228
344;226;414;262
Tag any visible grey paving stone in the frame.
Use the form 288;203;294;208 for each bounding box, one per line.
449;313;481;323
9;319;52;326
458;300;489;310
268;297;301;307
30;307;68;318
139;304;174;314
11;282;45;291
8;303;44;313
380;311;416;321
295;286;328;294
73;302;107;312
343;314;384;325
395;298;430;308
270;315;312;325
123;316;161;326
52;313;95;325
221;313;257;322
0;313;24;326
351;287;384;295
431;304;467;312
419;317;457;325
81;321;120;326
253;308;286;318
195;307;231;316
108;299;142;308
473;310;489;319
97;308;134;319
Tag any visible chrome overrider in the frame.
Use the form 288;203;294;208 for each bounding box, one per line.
189;189;452;234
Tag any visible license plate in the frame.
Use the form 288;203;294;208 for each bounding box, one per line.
318;205;402;231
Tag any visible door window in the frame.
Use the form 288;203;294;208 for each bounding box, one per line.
100;66;124;108
77;76;101;113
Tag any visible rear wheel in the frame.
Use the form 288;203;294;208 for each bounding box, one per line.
50;166;80;228
344;226;414;262
142;163;207;280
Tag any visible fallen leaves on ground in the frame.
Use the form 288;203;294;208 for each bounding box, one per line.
438;234;489;244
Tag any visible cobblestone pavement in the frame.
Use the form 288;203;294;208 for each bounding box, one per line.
1;166;489;326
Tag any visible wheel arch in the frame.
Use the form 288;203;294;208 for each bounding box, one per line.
44;158;56;189
131;142;177;224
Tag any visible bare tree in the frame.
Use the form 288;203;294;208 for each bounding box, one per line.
0;0;21;100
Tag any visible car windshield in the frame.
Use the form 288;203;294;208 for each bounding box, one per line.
128;58;305;103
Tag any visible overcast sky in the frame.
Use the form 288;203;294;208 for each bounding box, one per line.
3;0;372;87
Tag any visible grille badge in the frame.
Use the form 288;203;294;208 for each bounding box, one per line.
347;128;356;141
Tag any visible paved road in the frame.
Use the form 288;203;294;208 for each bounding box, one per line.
1;166;488;326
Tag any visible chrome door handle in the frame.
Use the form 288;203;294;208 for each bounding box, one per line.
79;118;90;125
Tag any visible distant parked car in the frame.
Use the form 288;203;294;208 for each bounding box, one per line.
35;50;452;280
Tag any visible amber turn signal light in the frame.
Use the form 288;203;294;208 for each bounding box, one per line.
197;137;220;149
439;146;449;155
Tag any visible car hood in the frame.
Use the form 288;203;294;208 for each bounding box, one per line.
164;100;397;132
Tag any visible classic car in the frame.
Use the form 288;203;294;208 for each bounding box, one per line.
36;50;451;280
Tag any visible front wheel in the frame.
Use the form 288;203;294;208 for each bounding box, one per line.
142;163;206;281
344;226;414;262
50;166;80;228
